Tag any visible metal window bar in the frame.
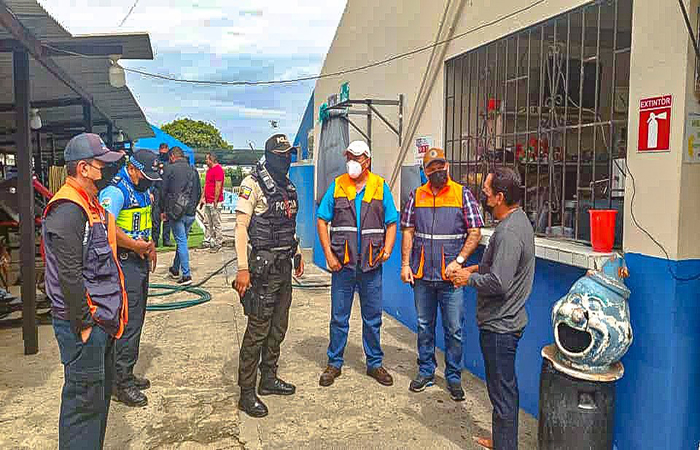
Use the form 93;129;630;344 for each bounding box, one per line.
445;0;632;245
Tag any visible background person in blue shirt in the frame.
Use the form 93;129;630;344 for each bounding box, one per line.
99;149;160;408
316;141;398;388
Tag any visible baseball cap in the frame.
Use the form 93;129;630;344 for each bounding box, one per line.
344;140;371;158
64;133;124;163
130;150;162;181
265;133;298;154
423;147;447;168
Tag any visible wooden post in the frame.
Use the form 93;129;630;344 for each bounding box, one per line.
14;49;37;355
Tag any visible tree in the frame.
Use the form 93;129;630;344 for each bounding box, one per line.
226;167;244;187
161;118;232;149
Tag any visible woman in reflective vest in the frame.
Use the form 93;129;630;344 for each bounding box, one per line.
330;171;387;271
43;178;128;338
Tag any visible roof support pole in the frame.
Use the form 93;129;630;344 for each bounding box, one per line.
106;122;113;149
83;101;92;133
35;130;42;183
14;48;37;355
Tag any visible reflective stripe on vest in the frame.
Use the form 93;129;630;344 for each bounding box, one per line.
410;179;468;281
116;205;152;233
43;178;128;338
330;172;386;272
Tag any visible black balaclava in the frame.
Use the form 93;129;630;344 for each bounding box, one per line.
264;151;291;184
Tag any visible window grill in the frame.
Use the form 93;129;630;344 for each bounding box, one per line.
444;0;632;245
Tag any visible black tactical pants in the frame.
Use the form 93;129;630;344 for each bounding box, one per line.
115;251;149;389
238;259;293;390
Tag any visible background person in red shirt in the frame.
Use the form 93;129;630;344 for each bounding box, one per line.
199;152;224;252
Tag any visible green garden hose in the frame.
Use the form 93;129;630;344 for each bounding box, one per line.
145;256;332;312
146;257;237;311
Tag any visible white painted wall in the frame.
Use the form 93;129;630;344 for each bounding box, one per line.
314;0;700;261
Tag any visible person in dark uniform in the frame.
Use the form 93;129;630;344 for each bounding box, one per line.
43;133;154;449
233;133;305;418
99;150;161;407
151;143;172;247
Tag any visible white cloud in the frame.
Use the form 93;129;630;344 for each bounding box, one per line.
38;0;346;57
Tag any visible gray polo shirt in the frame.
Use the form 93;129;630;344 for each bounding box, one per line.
468;207;535;333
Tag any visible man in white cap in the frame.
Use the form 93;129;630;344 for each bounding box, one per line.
316;140;398;387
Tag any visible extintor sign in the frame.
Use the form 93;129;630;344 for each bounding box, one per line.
638;95;672;152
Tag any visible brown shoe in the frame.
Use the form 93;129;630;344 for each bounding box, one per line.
366;366;393;386
319;365;341;387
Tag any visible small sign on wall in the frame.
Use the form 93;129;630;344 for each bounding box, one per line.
685;112;700;164
415;136;433;164
638;95;672;152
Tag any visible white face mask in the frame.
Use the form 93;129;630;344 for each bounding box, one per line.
346;160;364;179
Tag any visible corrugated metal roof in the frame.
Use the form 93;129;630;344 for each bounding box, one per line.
1;0;70;39
0;0;155;140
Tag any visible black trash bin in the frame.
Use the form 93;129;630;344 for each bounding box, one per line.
538;358;616;450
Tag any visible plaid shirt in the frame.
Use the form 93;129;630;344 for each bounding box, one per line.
401;184;484;230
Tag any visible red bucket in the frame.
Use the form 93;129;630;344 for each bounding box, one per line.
589;209;617;253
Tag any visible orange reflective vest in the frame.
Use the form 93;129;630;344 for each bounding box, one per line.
43;178;128;338
410;179;469;281
330;172;386;272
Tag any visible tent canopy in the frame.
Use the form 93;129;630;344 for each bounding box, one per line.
134;125;195;165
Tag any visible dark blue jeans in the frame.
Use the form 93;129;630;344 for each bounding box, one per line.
53;319;114;450
327;265;383;370
115;254;149;389
171;214;195;274
171;215;195;277
480;329;522;450
413;279;463;384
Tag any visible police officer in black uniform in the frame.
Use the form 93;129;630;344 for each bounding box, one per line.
233;133;304;418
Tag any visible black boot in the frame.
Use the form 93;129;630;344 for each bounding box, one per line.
115;386;148;407
133;376;151;390
238;388;268;418
258;375;296;396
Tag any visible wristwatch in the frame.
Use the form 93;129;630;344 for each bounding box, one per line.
456;255;466;265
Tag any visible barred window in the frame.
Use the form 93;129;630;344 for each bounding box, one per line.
445;0;632;246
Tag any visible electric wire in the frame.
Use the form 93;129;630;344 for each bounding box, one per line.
43;0;546;87
624;160;700;282
119;0;141;28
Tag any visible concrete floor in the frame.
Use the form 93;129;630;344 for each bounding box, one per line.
0;246;537;449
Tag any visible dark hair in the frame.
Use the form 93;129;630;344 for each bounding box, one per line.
489;166;523;206
159;143;168;150
170;146;184;158
66;159;92;177
207;152;218;163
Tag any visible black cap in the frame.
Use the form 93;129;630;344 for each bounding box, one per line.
130;150;162;181
265;133;298;155
64;133;125;163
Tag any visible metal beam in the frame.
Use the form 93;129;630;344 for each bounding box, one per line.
106;122;113;149
83;101;92;133
0;97;83;113
0;1;111;122
368;103;400;138
44;43;123;58
13;49;37;355
341;116;369;142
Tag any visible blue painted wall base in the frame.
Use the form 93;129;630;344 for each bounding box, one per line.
294;164;700;449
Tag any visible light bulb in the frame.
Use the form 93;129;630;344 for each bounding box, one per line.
30;108;42;130
109;59;126;88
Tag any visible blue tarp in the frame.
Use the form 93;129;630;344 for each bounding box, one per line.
133;124;195;165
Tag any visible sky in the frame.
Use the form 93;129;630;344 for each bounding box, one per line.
38;0;346;148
